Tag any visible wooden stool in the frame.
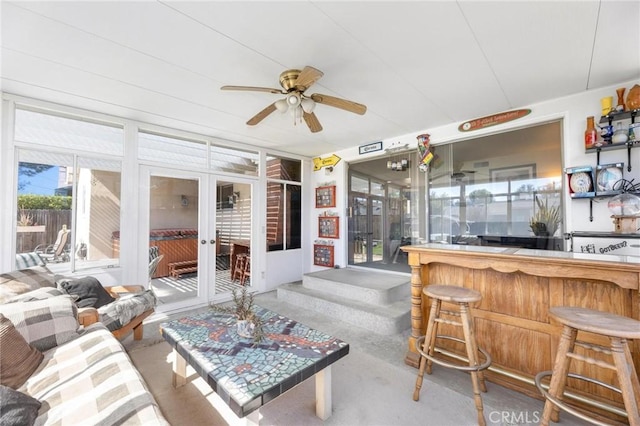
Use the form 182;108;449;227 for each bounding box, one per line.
240;255;251;286
535;307;640;426
413;284;492;426
232;254;248;283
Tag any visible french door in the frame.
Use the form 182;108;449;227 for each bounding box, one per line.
348;194;384;265
141;167;253;311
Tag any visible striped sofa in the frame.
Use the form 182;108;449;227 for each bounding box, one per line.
0;263;167;425
20;323;168;425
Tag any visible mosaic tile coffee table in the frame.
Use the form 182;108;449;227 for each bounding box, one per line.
160;306;349;424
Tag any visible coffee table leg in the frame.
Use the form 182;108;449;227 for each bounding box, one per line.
315;366;332;420
239;409;260;426
172;348;187;388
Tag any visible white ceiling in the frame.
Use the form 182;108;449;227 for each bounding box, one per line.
2;1;639;157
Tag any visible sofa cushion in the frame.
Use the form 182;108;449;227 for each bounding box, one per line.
0;295;79;352
0;266;57;303
6;287;65;303
15;252;45;270
57;276;115;308
20;323;169;425
0;385;41;426
0;315;43;389
98;290;156;332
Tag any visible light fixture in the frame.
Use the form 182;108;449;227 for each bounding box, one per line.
286;92;301;108
385;142;410;171
275;98;288;112
274;93;316;125
301;97;315;113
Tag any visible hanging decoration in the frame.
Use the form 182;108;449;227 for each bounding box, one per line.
417;134;433;172
385;142;410;171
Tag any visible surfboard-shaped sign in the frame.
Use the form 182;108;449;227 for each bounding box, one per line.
458;109;531;132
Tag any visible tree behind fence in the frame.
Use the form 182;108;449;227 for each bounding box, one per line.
16;209;72;253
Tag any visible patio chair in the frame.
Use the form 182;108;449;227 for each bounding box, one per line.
148;246;164;303
35;227;70;263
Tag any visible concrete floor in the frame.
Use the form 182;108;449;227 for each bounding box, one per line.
125;289;587;426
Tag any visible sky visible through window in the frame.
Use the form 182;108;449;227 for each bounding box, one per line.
18;165;59;195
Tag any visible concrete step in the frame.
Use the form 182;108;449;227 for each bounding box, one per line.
276;268;411;335
277;282;410;335
302;268;410;305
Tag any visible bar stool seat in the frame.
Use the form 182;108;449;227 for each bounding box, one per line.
413;284;492;426
535;306;640;426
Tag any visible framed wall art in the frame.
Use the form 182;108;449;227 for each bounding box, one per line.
318;216;339;239
315;185;336;208
313;244;334;267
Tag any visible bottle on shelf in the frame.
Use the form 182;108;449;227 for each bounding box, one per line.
616;87;626;112
584;116;597;148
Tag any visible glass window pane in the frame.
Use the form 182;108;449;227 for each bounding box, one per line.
266;155;300;181
139;132;207;169
350;175;369;194
427;121;563;249
266;182;283;251
371;180;385;197
15;150;121;272
211;143;259;176
15;108;123;156
286;185;301;249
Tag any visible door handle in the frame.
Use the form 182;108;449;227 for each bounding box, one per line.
201;240;207;244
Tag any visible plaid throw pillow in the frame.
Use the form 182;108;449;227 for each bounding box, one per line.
0;295;79;352
0;266;57;303
98;290;156;331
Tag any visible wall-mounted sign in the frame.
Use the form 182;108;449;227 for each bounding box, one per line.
359;141;382;155
313;154;341;171
458;109;531;132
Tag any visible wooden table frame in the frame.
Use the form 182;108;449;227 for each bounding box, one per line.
171;350;333;424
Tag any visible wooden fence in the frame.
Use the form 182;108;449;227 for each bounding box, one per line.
16;209;72;253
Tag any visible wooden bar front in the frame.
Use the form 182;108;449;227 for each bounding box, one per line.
402;244;640;422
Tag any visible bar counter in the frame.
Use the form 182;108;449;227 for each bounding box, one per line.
402;244;640;422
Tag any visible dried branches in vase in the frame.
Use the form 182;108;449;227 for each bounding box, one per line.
529;196;561;237
210;286;264;343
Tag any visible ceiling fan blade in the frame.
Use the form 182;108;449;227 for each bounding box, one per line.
293;66;324;91
246;103;277;126
310;93;367;115
303;111;323;133
221;85;285;95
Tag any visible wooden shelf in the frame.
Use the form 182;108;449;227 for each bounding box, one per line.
598;109;638;124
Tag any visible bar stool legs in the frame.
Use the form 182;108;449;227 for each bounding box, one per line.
535;306;640;426
413;285;492;426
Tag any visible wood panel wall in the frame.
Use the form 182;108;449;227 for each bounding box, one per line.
403;245;640;423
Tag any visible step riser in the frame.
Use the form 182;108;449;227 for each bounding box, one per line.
303;275;410;305
277;286;410;335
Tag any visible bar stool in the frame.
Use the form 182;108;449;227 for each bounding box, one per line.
413;284;492;426
232;254;247;283
535;307;640;426
239;255;251;286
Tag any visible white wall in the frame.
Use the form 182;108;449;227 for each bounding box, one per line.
309;79;640;270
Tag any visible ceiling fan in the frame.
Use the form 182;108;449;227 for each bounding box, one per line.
221;66;367;133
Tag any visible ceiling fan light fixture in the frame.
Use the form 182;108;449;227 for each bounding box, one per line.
286;92;301;108
275;99;288;112
301;98;315;113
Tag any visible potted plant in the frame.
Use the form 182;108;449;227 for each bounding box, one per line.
529;196;561;237
211;286;264;342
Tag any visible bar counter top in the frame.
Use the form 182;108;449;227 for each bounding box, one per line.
401;243;639;423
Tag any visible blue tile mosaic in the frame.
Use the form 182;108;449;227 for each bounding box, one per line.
160;305;349;418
